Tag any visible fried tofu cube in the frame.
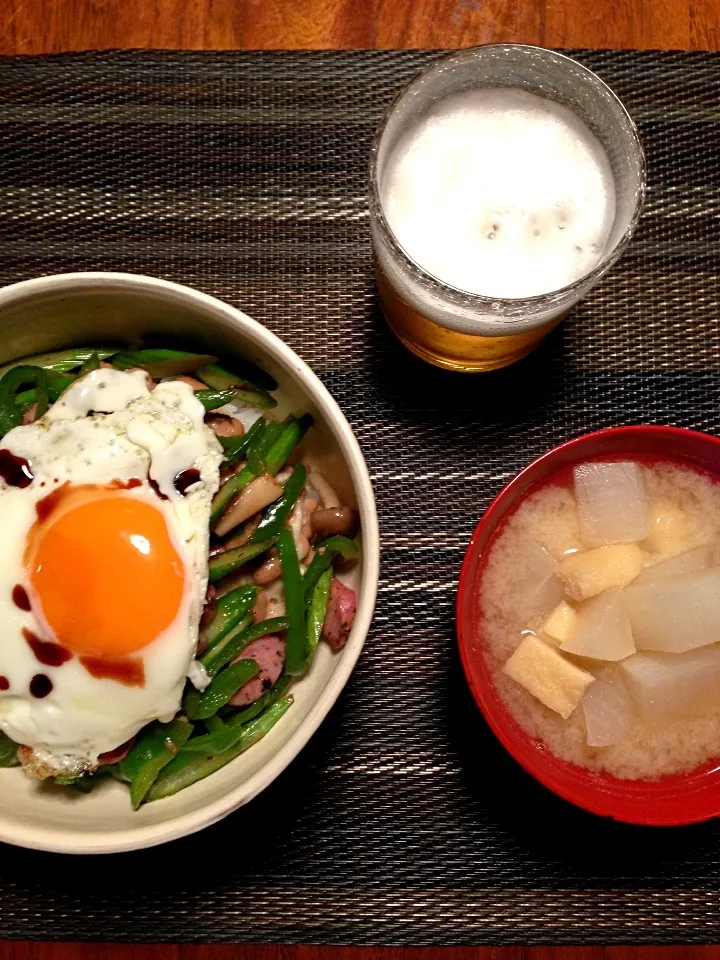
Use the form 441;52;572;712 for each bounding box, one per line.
503;634;595;719
558;543;644;601
540;601;578;645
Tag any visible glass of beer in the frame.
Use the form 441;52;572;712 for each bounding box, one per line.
369;45;646;372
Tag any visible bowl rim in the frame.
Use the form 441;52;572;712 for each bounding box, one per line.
0;271;380;853
457;424;720;826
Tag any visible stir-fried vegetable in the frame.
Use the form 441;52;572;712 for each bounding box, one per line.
195;389;237;412
111;349;217;378
202;616;290;679
0;731;19;767
219;417;264;466
184;659;260;720
251;463;306;542
306;566;333;666
118;719;194;808
145;696;293;802
0;366;50;434
303;535;361;599
0;342;361;807
208;538;276;582
204;585;258;648
277;529;307;675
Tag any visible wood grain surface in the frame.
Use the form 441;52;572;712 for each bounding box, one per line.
3;946;720;960
1;1;719;959
2;0;720;54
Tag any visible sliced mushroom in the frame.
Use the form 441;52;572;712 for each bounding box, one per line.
206;414;245;438
253;549;282;586
252;590;269;623
214;474;283;537
224;514;261;549
308;470;340;509
311;506;357;539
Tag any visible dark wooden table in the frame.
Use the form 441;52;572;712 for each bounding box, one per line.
0;1;719;957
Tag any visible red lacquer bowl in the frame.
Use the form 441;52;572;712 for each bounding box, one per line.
457;425;720;826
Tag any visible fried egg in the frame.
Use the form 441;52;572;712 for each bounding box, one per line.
0;368;222;777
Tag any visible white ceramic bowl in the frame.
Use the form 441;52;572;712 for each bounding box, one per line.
0;272;379;854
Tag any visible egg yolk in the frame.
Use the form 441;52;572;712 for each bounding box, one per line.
26;489;185;657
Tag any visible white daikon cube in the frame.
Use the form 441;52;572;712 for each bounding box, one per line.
574;461;649;546
582;668;634;747
624;569;720;653
540;601;578;645
560;589;635;661
516;540;565;619
643;500;696;556
635;545;710;585
619;645;720;722
503;633;594;719
558;543;644;600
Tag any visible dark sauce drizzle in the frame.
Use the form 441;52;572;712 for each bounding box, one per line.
79;655;145;687
12;585;30;611
23;628;72;667
35;482;69;522
148;476;168;501
29;674;52;698
174;468;201;496
0;449;33;488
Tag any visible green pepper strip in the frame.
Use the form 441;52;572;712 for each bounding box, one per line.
204;715;226;733
302;535;360;600
53;773;97;793
0;366;50;436
305;566;332;667
208;538;276;583
145;696;293;803
184;659;259;720
228;673;293;726
211;412;312;530
250;463;306;543
210;420;278;525
184;676;293;753
203;584;257;649
201;615;290;679
276;529;306;675
265;414;312;475
0;347;118;378
228;387;277;410
110;349;217;379
0;731;19;767
219;417;264;466
117;719;194;808
199;612;252;678
15;370;75;412
247;419;283;475
195;389;237;412
197;360;278;395
79;352;101;375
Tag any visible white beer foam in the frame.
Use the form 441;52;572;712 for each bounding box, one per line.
382;88;616;300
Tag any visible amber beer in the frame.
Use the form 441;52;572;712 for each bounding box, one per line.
369;46;646;372
376;263;565;372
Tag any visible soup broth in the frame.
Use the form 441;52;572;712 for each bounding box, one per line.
480;460;720;780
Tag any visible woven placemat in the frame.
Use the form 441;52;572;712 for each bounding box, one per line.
1;48;720;946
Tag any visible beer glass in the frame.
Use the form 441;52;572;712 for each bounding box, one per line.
369;45;646;372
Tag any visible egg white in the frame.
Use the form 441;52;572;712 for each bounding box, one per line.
0;369;222;773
